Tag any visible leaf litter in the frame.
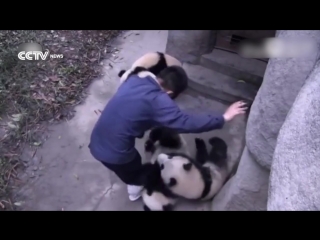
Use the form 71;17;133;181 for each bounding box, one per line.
0;30;121;210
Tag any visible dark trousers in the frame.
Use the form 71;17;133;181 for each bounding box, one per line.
100;150;144;186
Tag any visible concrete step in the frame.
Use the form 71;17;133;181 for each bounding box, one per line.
183;63;258;104
200;49;267;86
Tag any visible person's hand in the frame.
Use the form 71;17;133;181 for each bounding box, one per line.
223;101;248;122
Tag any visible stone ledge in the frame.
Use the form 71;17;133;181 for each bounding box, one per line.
200;49;267;86
183;63;258;104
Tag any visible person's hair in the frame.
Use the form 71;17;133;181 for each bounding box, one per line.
158;66;188;99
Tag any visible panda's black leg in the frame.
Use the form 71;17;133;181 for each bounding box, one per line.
145;127;162;152
131;66;148;75
158;128;181;149
118;70;126;77
143;205;151;211
208;137;228;167
162;204;174;211
148;52;167;76
195;138;209;165
148;127;163;142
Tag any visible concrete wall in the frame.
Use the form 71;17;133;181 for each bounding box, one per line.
165;30;275;64
211;30;320;210
268;59;320;210
246;30;320;170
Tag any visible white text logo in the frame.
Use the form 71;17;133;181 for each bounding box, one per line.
17;42;64;61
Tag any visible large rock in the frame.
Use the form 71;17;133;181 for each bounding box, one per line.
267;60;320;210
212;147;269;211
246;30;320;170
165;30;216;64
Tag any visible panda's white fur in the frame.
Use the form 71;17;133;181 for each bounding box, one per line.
157;137;230;201
118;52;181;84
136;71;157;80
157;153;205;200
142;189;177;211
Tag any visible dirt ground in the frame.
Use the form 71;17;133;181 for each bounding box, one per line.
0;30;120;209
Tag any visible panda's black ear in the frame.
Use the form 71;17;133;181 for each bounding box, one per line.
183;162;192;171
168;178;177;187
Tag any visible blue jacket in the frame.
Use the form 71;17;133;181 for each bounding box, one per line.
89;74;225;164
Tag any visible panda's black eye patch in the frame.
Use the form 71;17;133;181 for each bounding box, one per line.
183;162;192;171
144;140;155;152
168;178;177;187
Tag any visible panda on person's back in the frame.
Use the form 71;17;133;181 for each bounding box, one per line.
156;136;232;201
118;52;182;86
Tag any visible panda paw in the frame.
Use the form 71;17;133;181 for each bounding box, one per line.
118;70;126;77
195;138;205;149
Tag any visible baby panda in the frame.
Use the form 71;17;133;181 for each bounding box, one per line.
144;126;190;164
118;57;187;100
139;126;191;211
118;52;181;84
157;136;229;201
139;161;178;211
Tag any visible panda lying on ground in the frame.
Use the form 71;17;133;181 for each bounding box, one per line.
118;52;182;86
140;135;229;210
140;126;189;211
156;136;230;201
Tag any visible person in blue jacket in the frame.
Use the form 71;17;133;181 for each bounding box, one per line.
89;66;247;201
